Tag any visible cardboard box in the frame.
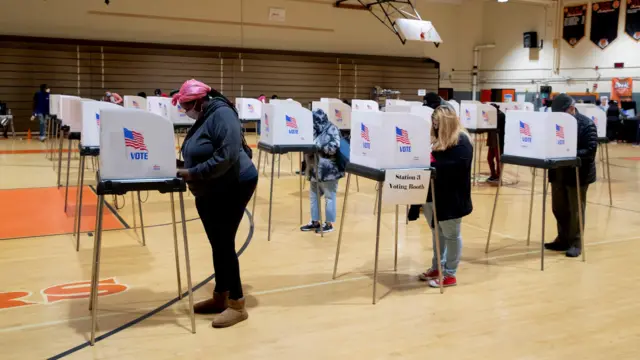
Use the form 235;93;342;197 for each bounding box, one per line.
504;111;577;159
350;111;430;169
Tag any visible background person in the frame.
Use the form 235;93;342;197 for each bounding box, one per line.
545;93;597;258
417;106;473;288
31;84;50;141
606;100;620;142
103;91;123;105
174;79;257;328
154;88;168;97
486;103;505;183
300;109;343;234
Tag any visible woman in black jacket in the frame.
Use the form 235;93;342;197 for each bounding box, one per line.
606;100;620;142
174;79;258;328
417;106;473;288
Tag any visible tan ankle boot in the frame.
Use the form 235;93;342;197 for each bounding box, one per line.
194;291;228;314
212;298;248;328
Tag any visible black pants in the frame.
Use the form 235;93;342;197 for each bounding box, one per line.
551;181;588;248
606;120;620;141
195;177;257;300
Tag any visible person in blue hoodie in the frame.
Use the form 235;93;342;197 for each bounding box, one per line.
173;79;257;329
31;84;50;141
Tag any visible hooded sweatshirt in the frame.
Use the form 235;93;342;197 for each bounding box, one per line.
181;98;257;197
305;109;344;182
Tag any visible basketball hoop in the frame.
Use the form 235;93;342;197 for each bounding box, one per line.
335;0;442;46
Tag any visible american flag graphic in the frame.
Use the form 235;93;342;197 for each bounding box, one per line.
395;127;411;145
367;105;372;110
591;116;598;125
285;115;298;129
248;104;255;113
519;121;531;136
555;124;564;139
95;113;100;126
361;123;370;141
482;111;489;122
465;109;471;120
123;128;148;151
132;100;139;108
335;109;342;120
264;113;269;126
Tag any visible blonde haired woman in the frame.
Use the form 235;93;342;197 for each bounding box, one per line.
418;105;473;287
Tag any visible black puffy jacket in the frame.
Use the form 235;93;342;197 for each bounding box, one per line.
549;111;598;186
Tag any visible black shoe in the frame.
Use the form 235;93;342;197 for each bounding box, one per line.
300;221;320;232
486;176;499;183
566;246;581;258
315;223;334;234
544;240;570;251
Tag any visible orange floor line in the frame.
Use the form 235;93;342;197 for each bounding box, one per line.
0;186;124;240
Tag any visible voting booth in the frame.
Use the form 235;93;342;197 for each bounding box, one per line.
460;101;498;129
147;96;169;118
492;102;535;112
124;96;147;111
55;95;83;187
503;111;577;159
352;99;379;111
252;100;319;242
385;99;421;108
575;103;612;205
334;110;443;304
72;101;127;250
447;100;460;117
487;111;585;270
88;108;195;345
312;98;352;130
57;96;85;211
235;98;262;120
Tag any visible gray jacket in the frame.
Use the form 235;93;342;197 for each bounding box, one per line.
305;109;344;182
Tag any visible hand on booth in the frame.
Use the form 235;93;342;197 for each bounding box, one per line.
177;168;191;181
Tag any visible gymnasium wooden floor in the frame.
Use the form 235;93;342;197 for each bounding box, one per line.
1;134;640;360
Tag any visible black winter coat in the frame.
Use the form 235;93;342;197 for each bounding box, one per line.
549;111;598;187
407;133;473;223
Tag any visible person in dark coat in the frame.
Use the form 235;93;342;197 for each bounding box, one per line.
545;93;597;258
486;103;505;182
31;84;50;141
414;105;473;288
174;79;258;328
606;100;620;142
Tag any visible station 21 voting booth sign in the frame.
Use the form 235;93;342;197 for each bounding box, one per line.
253;100;318;242
89;108;195;345
459;101;498;184
352;99;379;112
124;96;148;111
312;98;351;130
487;111;585;270
335;109;446;303
575;103;612;205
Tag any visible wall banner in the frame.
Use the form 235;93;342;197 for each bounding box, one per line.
611;78;633;101
563;4;588;47
626;0;640;41
590;1;620;49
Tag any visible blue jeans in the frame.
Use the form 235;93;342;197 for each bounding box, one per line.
37;114;46;140
422;203;462;276
310;180;338;223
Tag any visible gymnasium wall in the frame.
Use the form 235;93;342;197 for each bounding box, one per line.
475;1;640;101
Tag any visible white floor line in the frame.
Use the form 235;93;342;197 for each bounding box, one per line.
0;312;127;333
251;276;370;296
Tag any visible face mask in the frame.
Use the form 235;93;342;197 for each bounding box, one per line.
46;89;50;93
186;109;199;120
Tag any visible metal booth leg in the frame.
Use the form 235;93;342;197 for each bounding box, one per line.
267;152;275;242
372;180;383;304
394;205;399;272
137;191;146;246
90;195;105;345
599;144;605;177
575;168;586;262
278;154;281;179
63;138;73;212
75;155;86;251
131;192;137;232
57;130;64;187
540;169;548;271
299;152;303;224
430;178;444;294
356;176;360;192
251;149;262;216
314;152;323;238
89;197;100;312
73;155;83;238
526;168;536;246
473;134;478;186
178;192;196;334
485;162;505;253
605;143;612;206
170;193;183;299
333;173;351;279
373;183;379;215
